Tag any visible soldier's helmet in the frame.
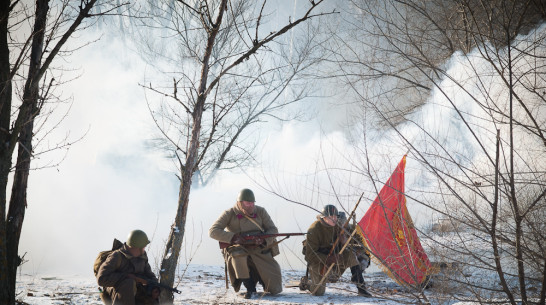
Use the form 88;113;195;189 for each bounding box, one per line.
322;204;338;217
127;229;150;248
237;188;255;202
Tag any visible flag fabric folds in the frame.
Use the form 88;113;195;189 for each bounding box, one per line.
357;155;431;288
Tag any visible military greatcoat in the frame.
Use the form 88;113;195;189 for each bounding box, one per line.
304;217;359;296
209;204;282;295
96;243;158;305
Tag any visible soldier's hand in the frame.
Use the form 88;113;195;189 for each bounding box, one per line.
127;274;148;285
340;233;349;245
326;254;339;265
231;233;245;244
151;287;160;299
252;237;264;246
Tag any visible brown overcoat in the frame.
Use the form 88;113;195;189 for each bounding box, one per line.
209;204;282;294
304;217;359;296
96;243;157;305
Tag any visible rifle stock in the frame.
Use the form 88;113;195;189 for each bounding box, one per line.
218;232;305;249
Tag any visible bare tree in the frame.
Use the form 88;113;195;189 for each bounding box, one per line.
0;1;127;303
132;0;335;302
324;0;546;304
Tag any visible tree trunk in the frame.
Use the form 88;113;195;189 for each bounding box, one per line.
507;32;528;305
1;0;107;302
491;129;517;304
158;93;207;304
1;0;48;303
158;2;228;303
6;105;36;299
0;0;16;299
0;0;13;300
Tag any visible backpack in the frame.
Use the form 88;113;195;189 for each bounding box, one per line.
93;238;123;276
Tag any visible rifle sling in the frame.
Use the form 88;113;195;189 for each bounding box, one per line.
259;235;290;252
243;214;265;233
221;214;266;256
227;235;291;256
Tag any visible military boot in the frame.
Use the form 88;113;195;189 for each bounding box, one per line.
357;284;372;297
298;275;309;291
242;278;257;299
350;265;363;283
351;265;372;297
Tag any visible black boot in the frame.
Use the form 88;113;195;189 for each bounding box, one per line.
242;278;256;299
357;284;372;297
351;265;372;297
299;276;310;291
350;265;365;284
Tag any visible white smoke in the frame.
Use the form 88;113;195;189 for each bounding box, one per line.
17;6;545;279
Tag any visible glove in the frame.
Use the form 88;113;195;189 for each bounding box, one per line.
127;274;148;284
326;254;339;265
150;287;160;299
252;237;264;246
231;234;245;244
340;233;349;245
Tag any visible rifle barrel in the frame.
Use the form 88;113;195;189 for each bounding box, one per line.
150;282;181;294
218;232;305;249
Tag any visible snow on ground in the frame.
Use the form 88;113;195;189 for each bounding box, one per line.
16;264;414;305
16;232;513;304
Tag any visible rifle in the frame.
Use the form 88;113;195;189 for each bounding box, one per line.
136;276;182;294
219;232;305;249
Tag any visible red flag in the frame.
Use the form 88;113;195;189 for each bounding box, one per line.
357;155;431;287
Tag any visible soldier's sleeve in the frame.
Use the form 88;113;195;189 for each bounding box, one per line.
305;224;327;266
209;209;236;243
96;252;125;287
260;207;279;245
144;260;158;282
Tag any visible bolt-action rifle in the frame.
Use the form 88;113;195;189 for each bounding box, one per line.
135;276;182;294
219;232;305;249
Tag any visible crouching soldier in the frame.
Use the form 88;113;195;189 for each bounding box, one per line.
302;205;372;297
96;230;160;305
209;188;283;299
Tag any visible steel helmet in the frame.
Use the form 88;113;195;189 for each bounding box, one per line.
126;230;150;248
237;188;255;202
322;204;338;217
